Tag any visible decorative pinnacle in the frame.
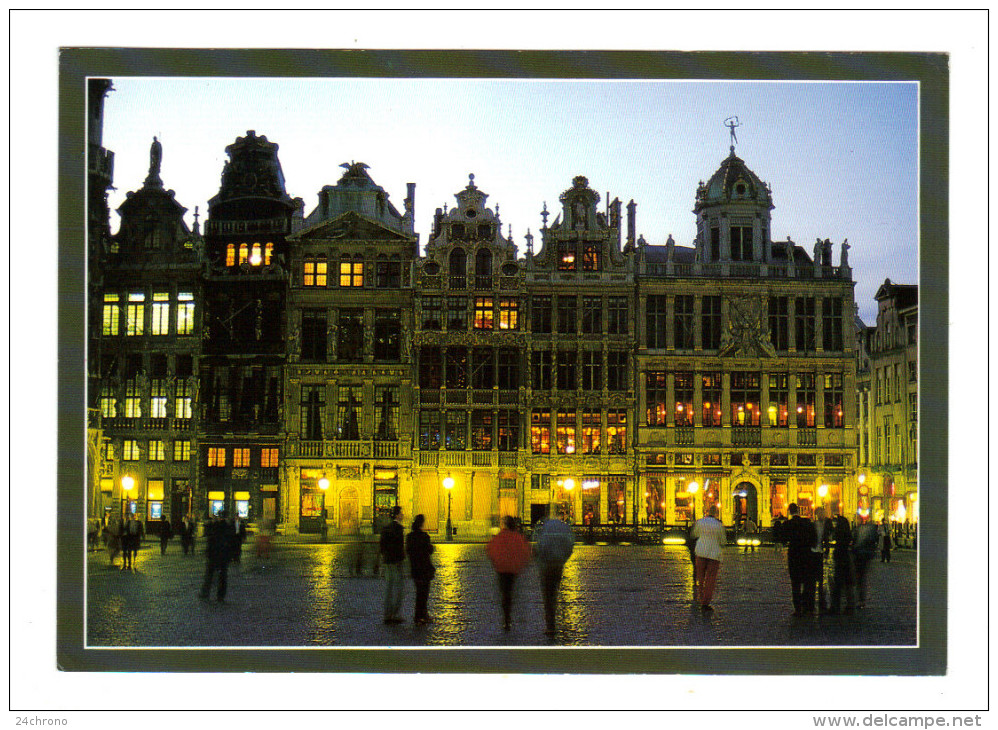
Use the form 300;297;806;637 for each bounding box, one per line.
468;173;476;188
541;202;549;228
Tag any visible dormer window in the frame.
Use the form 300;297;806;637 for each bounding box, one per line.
735;182;747;196
582;242;601;271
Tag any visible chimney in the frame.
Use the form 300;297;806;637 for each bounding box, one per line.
626;199;637;246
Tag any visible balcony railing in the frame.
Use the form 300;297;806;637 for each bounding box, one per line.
418;451;439;467
373;441;400;458
796;428;818;446
333;441;368;458
300;441;324;457
731;427;762;446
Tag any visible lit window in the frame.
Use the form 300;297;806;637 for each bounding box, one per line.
148;440;165;461
250;243;262;266
304;257;327;286
176;292;195;335
126;293;145;336
173;440;191;461
265;242;274;266
99;384;116;418
150;379;167;418
499;298;518;330
233;448;251;467
530;410;551;454
340;258;363;287
607;410;627;454
208;447;226;467
151;292;170;335
581;410;601;454
122;440;141;461
315;258;327;286
124;378;142;418
102;293;120;336
226;244;236;267
303;259;315;286
261;447;279;468
175;379;192;419
238;243;248;265
474;297;494;329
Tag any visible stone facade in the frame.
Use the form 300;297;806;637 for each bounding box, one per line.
89;127;873;537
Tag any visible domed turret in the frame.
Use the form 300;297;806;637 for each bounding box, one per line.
694;149;775;266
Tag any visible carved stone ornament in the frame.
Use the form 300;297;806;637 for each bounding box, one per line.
719;296;777;358
337;466;362;480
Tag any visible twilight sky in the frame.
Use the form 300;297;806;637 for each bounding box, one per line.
100;77;918;322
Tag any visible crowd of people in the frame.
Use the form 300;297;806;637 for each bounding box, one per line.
93;502;903;633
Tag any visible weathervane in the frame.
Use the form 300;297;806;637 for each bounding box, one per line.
725;116;741;152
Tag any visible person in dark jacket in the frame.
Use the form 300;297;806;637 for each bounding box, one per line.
180;515;194;555
828;513;855;614
379;506;406;624
199;511;235;603
231;514;247;563
405;514;436;625
159;516;173;555
783;503;818;616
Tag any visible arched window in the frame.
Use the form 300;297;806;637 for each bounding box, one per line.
475;248;492;288
225;244;235;267
449;248;466;289
264;242;273;266
250;243;262;265
238;243;248;265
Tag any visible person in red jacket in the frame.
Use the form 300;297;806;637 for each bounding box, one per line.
486;516;532;631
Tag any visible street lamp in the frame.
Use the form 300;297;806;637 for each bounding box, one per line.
443;476;455;541
318;477;330;542
687;480;700;522
121;475;135;518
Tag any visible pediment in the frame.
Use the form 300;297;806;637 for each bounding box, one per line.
295;211;410;242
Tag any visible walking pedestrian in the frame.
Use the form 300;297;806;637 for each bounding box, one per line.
405;514;436;625
692;504;726;612
852;515;878;608
199;511;235;603
827;513;855;614
123;512;142;570
159;515;173;555
811;507;833;613
771;513;787;555
879;518;892;562
486;515;532;630
106;515;122;567
379;505;406;624
534;513;575;635
783;503;818;616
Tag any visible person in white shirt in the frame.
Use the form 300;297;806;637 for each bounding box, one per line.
692;505;727;612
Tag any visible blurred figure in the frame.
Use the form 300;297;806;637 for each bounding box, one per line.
486;515;532;630
534;513;575;635
405;514;436;625
180;515;194;556
783;503;818;616
852;515;879;608
692;504;726;612
811;507;833;613
105;515;122;567
200;511;235;603
379;505;405;624
685;519;698;600
771;513;787;555
231;513;247;563
879;518;893;562
122;512;142;570
827;513;855;614
159;515;173;555
255;518;274;560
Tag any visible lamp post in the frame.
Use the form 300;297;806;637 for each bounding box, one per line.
687;480;700;523
121;475;135;519
318;477;330;542
443;476;454;541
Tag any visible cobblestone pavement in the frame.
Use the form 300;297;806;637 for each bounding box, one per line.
86;540;916;648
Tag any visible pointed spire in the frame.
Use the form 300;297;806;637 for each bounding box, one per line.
525;228;534;254
540;201;549;228
192;206;200;235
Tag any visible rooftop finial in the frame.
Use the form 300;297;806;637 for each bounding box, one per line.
468;172;476;188
724;116;741;154
541;201;549;228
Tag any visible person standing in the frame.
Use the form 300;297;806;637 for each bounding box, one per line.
692;504;726;612
771;513;787;555
180;515;194;556
685;519;699;600
379;505;406;624
405;514;436;625
827;513;855;614
783;503;818;616
879;517;893;562
159;515;173;555
106;515;122;567
199;511;235;603
486;515;532;630
852;515;879;608
534;513;575;635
